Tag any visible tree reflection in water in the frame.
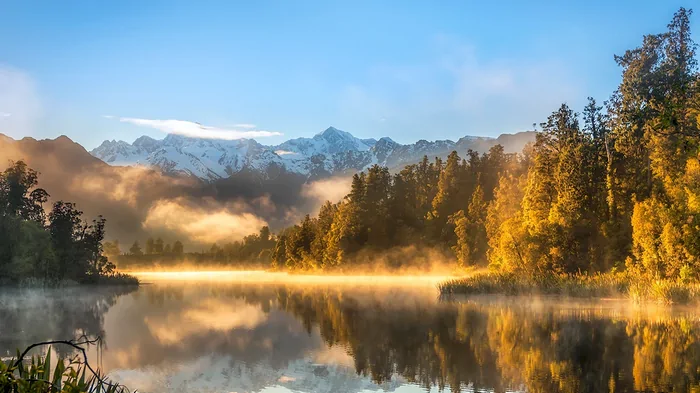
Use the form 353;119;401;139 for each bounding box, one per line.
0;286;137;358
136;281;700;393
273;286;700;393
4;281;700;393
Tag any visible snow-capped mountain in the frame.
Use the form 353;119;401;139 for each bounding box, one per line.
90;126;535;181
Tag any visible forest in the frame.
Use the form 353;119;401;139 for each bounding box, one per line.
19;8;700;300
0;161;138;286
109;226;275;270
272;8;700;286
114;9;698;286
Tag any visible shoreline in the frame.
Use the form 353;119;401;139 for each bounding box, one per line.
0;272;140;288
439;272;700;305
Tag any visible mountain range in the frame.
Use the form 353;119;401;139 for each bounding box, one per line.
0;128;535;244
90;127;536;181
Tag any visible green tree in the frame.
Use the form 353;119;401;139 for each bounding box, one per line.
7;220;57;281
48;201;86;280
172;240;184;256
272;233;288;269
285;215;315;269
146;237;155;255
154;237;164;254
363;165;391;247
430;151;463;231
129;241;143;256
311;202;337;266
0;161;49;222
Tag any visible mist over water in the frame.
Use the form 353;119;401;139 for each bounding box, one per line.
2;271;700;393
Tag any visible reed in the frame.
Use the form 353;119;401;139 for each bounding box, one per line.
439;271;700;304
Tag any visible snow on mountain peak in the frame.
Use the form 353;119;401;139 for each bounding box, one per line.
90;128;535;181
314;126;352;140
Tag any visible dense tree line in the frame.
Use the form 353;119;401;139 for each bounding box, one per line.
0;161;132;285
488;7;699;280
100;9;700;279
16;8;696;281
272;146;520;270
272;8;700;279
112;227;275;269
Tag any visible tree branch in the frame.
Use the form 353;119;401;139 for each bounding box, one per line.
12;336;134;392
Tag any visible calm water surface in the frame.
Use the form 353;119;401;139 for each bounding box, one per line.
2;271;700;393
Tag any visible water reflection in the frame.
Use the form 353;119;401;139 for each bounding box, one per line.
0;286;136;358
3;275;700;392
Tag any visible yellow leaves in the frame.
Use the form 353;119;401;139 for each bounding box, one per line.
685;157;700;213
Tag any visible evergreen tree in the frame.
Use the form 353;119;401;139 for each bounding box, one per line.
129;241;143;256
146;237;155;255
172;240;184;256
154;237;164;254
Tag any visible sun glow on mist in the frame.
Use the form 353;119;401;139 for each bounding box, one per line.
129;270;453;285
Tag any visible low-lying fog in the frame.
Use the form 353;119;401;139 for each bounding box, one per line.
2;271;699;393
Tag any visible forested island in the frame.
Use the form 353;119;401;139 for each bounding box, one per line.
0;161;138;286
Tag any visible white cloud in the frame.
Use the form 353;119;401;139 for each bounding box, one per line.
0;112;11;118
301;176;353;205
107;117;282;140
274;150;298;156
233;123;256;129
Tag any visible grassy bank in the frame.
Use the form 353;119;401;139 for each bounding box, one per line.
439;272;700;304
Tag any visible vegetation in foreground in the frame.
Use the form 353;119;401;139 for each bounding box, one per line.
0;161;138;287
0;339;131;393
439;271;700;304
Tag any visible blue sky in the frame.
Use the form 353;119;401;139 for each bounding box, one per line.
0;0;694;149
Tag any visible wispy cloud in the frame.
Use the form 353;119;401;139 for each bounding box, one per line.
143;197;268;243
337;38;579;138
233;123;256;129
0;112;11;118
274;150;298;156
105;116;282;140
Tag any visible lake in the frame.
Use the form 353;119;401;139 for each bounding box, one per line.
2;271;700;393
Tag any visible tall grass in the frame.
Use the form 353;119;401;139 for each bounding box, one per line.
439;271;700;304
0;340;132;393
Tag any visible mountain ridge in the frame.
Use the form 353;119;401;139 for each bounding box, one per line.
91;127;536;181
